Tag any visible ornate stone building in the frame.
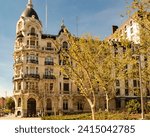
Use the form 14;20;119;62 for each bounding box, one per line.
13;0;104;117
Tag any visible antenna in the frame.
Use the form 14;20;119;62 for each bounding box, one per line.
76;16;79;37
45;0;48;33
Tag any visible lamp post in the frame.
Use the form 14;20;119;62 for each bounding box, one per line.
138;55;144;120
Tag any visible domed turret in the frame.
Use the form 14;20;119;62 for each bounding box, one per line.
21;0;39;20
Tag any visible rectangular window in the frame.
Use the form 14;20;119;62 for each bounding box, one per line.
77;102;83;110
35;82;38;90
60;82;61;91
18;82;21;90
26;82;29;90
63;100;68;110
133;80;140;87
45;83;48;91
63;83;69;92
116;88;120;96
27;40;29;45
125;89;129;96
125;80;128;88
50;83;53;91
30;40;35;45
47;43;53;50
36;67;38;74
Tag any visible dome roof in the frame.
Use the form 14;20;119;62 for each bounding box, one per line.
21;7;39;20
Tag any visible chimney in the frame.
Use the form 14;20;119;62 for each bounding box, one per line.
112;25;118;33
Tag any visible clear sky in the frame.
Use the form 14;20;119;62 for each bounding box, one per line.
0;0;132;97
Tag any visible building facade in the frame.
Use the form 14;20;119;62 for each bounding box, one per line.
13;0;105;117
13;1;150;117
106;13;150;110
0;97;5;109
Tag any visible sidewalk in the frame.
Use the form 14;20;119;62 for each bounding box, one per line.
0;114;41;120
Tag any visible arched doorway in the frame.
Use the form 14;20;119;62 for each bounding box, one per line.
27;98;36;117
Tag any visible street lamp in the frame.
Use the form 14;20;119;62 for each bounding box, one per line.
138;55;144;120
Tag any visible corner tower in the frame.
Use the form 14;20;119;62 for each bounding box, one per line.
13;0;43;117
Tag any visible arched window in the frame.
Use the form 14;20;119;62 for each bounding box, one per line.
62;42;68;51
18;98;21;107
47;99;52;110
31;27;35;34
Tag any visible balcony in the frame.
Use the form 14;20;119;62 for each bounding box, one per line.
13;75;23;81
43;75;56;80
24;74;40;79
27;33;38;37
45;47;54;51
45;61;54;65
27;60;38;64
14;60;23;65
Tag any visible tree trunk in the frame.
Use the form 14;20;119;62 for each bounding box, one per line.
106;93;109;112
86;98;95;120
91;105;95;120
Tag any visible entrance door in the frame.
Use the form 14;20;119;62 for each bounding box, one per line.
27;98;36;117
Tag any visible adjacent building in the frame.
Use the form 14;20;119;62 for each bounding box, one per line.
106;12;150;109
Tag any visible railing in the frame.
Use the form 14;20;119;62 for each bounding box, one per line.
43;75;56;79
45;47;54;51
27;60;38;64
45;61;54;65
27;33;38;37
15;60;23;64
24;74;40;79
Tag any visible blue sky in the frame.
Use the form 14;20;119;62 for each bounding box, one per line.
0;0;132;97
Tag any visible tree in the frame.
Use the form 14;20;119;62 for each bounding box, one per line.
56;35;119;119
5;97;15;113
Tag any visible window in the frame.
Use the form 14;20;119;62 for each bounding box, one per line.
47;99;52;110
36;67;38;74
50;83;53;91
45;57;54;65
45;83;48;91
26;67;28;74
46;43;53;50
125;80;128;88
31;27;35;34
130;20;133;26
18;82;21;90
124;25;127;31
133;80;140;87
60;82;62;91
125;89;129;96
36;41;38;46
116;99;121;109
116;88;120;96
62;42;68;51
26;82;29;90
18;98;21;107
77;101;83;111
30;40;35;46
116;80;120;87
27;40;29;45
63;83;69;92
35;82;38;90
47;42;51;47
63;99;68;110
